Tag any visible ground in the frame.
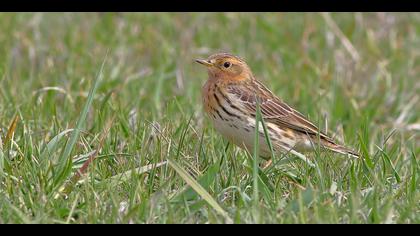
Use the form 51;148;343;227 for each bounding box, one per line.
0;13;418;223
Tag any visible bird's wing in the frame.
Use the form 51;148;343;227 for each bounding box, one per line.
226;80;334;142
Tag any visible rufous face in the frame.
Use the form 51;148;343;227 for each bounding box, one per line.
196;53;251;81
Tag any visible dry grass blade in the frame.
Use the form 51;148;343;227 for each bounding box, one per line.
321;12;360;62
3;114;19;147
33;86;74;103
101;161;168;186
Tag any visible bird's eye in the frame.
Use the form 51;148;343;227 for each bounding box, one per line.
223;62;231;68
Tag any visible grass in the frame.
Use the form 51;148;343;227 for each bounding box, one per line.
0;12;419;223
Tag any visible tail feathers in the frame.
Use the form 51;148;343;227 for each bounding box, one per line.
323;142;360;158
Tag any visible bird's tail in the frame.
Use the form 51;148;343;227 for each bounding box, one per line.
322;141;360;158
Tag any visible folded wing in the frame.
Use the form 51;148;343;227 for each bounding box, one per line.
226;79;335;143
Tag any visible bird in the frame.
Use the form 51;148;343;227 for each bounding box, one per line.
195;52;359;163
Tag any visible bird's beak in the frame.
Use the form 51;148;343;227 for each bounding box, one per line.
195;59;213;67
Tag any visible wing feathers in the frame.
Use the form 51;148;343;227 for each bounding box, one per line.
227;81;332;141
224;79;359;157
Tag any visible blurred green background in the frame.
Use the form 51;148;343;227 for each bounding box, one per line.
0;13;418;223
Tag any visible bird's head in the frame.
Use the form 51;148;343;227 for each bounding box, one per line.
195;53;253;82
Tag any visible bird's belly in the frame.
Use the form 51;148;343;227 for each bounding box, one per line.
210;115;294;159
212;116;254;150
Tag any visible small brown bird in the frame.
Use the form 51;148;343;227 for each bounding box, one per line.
196;53;359;161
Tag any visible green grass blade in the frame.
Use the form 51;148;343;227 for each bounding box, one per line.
0;148;4;181
53;52;108;190
253;98;261;222
409;151;418;201
376;145;401;183
173;162;220;202
8;205;32;224
40;129;74;166
167;158;232;223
